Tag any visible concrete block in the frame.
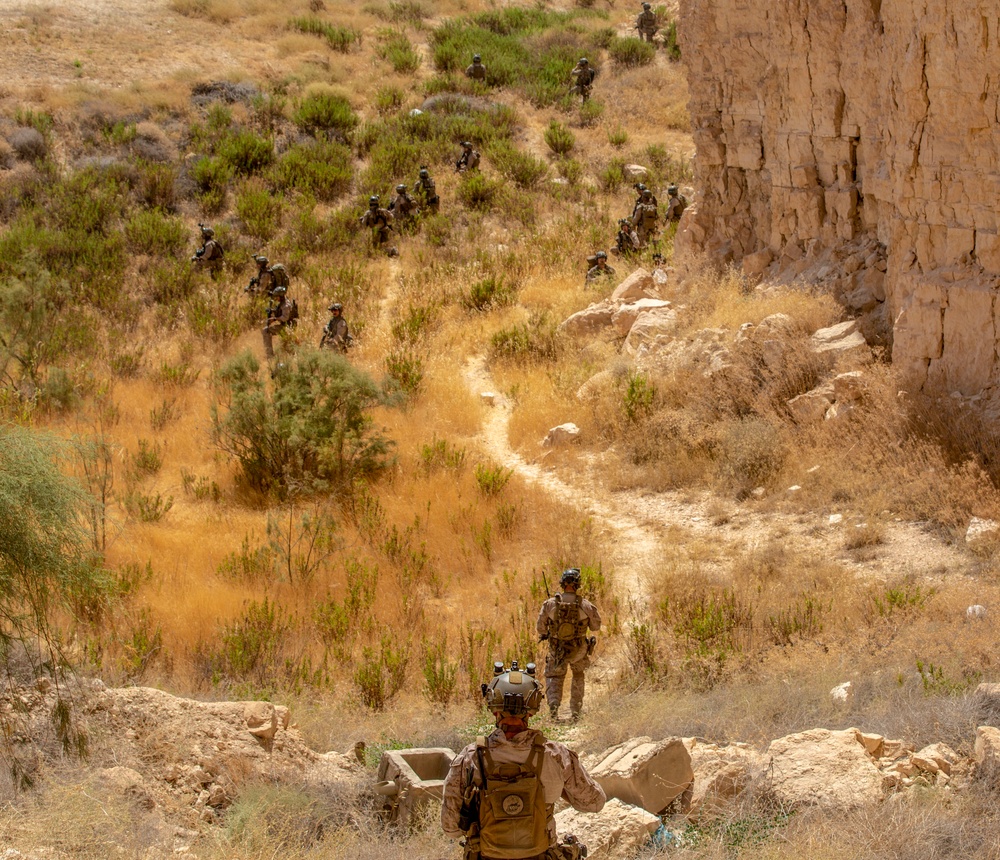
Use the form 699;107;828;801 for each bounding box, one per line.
555;797;660;859
590;736;694;815
376;747;456;826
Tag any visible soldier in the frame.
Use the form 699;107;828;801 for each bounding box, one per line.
360;195;397;255
465;53;487;82
455;141;480;173
261;285;297;359
389;183;420;223
537;569;602;721
441;661;605;860
631;188;660;247
246;255;283;295
612;218;642;256
191;224;224;275
319;302;351;353
412;166;440;214
664;184;688;222
631;183;658;218
569;58;596;102
585;251;616;283
636;2;658;43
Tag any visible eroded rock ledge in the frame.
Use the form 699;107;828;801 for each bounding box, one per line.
678;0;1000;398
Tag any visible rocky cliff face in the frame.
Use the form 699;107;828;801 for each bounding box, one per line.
678;0;1000;397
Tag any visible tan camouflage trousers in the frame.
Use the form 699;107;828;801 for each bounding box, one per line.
544;640;590;718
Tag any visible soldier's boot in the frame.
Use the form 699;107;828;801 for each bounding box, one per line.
545;673;565;718
569;668;586;721
550;705;559;719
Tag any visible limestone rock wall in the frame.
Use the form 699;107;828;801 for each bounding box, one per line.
679;0;1000;395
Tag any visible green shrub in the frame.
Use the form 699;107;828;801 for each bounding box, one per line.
378;29;421;73
556;157;582;184
607;35;655;67
608;125;628;148
716;417;787;498
384;349;424;399
124;209;186;256
271;138;353;202
462;276;516;312
217;129;274;175
236;180;283;240
457;171;502;210
189;156;232;212
623;371;655;423
374;85;406;115
135;161;177;210
489;141;548;189
289;16;362;52
543;120;575;155
423;212;452;247
123;490;174;523
422;638;459;704
354;635;410;710
662;18;681;61
598;157;627;192
420;437;467;474
293;92;359;139
474;462;513;496
212;349;395;496
579;99;604;126
489;312;560;363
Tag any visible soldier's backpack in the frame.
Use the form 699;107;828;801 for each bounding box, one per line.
270;263;290;289
478;735;550;860
586;254;599;269
641;203;658;228
553;593;589;642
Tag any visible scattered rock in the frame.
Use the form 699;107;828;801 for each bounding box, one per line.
559;303;615;336
555;797;660;860
622;308;681;357
610;268;656;302
967;604;988;619
741;248;773;278
480;392;496;406
589;736;693;815
828;514;844;525
611;299;672;336
622;164;648;181
787;386;835;425
965;517;1000;544
810;320;872;361
830;681;853;703
832;370;867;402
974;726;1000;785
683;738;764;820
542;423;581;447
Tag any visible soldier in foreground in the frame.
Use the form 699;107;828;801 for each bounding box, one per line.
537;569;602;721
261;285;297;359
636;2;658;42
585;250;616;283
191;224;224;275
664;184;688;222
360;195;397;256
632;188;660;248
612;218;641;256
456;141;481;172
569;58;596;102
442;660;605;860
413;166;440;214
465;54;487;81
319;302;350;353
389;183;420;224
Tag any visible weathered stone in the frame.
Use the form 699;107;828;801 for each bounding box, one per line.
825;400;855;422
636;328;732;377
857;732;884;758
559;304;615;336
542;423;581;447
974;726;1000;785
967;604;988;619
832;370;866;402
787;386;834;425
810;321;871;361
623;164;648;181
966;518;1000;544
576;370;618;402
683;738;764;820
764;728;885;808
829;681;853;704
623;308;681;357
554;797;659;860
244;702;278;741
911;743;959;777
590;737;694;815
611;269;656;302
612;299;672;336
742;248;773;278
480;392;496;406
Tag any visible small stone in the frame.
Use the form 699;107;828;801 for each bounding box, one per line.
967;604;987;619
829;514;843;525
966;518;1000;544
788;485;801;493
542;423;581;447
830;681;853;703
480;392;496;406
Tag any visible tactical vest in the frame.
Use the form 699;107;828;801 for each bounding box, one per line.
553;594;589;642
269;263;290;288
478;735;551;860
640;203;658;228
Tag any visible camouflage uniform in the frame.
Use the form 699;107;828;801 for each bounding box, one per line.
536;593;602;719
570;61;596;102
441;727;605;854
613;221;641;255
360;204;394;247
389;189;420;222
465;58;487;81
636;7;658;42
320;313;349;353
193;232;224;275
247;257;278;295
632;196;660;246
413;172;440;213
586;260;616;282
665;189;688;222
262;295;295;359
456;143;481;172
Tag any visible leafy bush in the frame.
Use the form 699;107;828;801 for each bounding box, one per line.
354;635;410;710
607;35;656;67
293;91;359;139
543;120;575;155
217;129;274;176
422;638;459;704
716;417;787;498
289;16;362;52
135;161;178;210
579;99;604;126
374;85;405;115
474;462;513;496
212;349;395;496
462;276;516;312
123;209;186;256
489;312;561;363
384;349;424;398
489;141;548;189
556;157;583;183
378;29;421;73
189;156;232;212
457;171;502;210
598;157;627;192
271;138;353;201
236;179;283;240
608;125;628;148
662;18;681;60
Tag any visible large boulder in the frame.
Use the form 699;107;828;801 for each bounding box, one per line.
559;303;615;336
683;738;765;820
612;299;672;336
623;308;681;357
555;797;660;859
589;737;693;815
974;726;1000;786
787;385;835;425
542;423;581;447
810;320;872;362
764;728;885;808
636;328;732;376
611;269;657;302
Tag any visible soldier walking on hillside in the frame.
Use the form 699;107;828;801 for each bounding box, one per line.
191;224;224;275
441;660;605;860
455;141;480;172
360;195;397;256
636;2;658;43
536;568;602;721
319;302;351;353
465;54;487;82
664;184;688;222
389;183;420;224
261;285;296;359
413;166;440;214
632;188;660;247
246;254;286;296
570;58;596;102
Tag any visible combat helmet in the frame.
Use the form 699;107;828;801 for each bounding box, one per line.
481;661;543;717
201;225;214;239
328;302;343;313
461;140;473;149
560;567;582;587
419;167;430;179
578;57;589;65
595;251;607;260
668;185;679;195
642;2;651;9
396;183;407;193
270;284;287;297
473;54;481;63
254;254;269;267
369;195;380;207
